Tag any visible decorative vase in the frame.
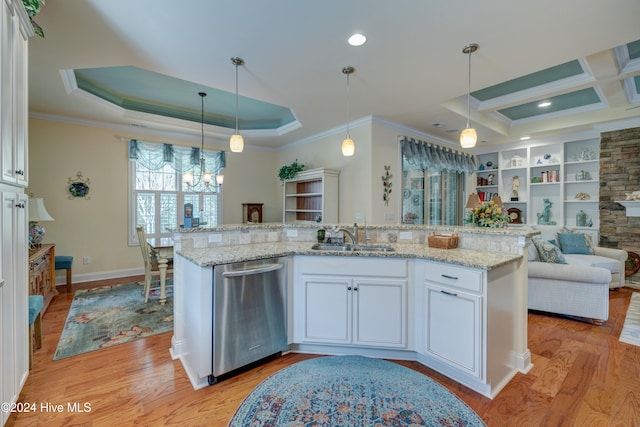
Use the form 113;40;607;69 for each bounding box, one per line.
576;210;587;227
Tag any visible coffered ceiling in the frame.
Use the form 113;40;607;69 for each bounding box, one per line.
28;0;640;150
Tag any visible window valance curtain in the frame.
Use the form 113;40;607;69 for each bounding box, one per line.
128;139;226;174
401;136;476;174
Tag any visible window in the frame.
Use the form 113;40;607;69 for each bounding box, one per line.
128;140;224;243
400;137;475;226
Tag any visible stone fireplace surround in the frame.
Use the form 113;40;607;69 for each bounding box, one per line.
599;127;640;284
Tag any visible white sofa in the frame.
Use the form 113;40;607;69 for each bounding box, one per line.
526;226;628;323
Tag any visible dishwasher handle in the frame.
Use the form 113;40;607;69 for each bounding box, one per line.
221;262;283;278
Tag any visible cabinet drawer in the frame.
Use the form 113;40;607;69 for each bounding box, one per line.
299;256;407;278
424;261;483;293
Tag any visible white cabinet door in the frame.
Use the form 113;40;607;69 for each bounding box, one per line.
300;275;352;344
299;275;408;349
353;278;407;348
0;1;28;187
424;284;482;378
1;190;28;424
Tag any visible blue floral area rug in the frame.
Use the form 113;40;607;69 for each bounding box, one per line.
229;355;486;426
53;281;173;360
620;292;640;346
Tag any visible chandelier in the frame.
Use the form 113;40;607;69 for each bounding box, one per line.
183;92;222;190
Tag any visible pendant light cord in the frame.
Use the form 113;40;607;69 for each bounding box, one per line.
345;72;351;138
199;92;206;168
201;93;205;153
235;63;239;134
466;48;472;129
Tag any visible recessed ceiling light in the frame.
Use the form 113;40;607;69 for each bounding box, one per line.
538;101;551;108
520;136;531;140
348;33;367;47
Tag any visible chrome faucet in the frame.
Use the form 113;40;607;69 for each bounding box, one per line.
334;225;358;247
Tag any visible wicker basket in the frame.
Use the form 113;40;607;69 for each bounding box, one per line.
427;232;459;249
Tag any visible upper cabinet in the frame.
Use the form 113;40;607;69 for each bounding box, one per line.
283;168;340;224
473;138;600;229
1;0;32;187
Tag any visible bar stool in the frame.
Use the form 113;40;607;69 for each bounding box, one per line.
28;295;44;369
55;256;73;293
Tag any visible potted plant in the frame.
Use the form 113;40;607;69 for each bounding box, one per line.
22;0;45;37
278;159;304;182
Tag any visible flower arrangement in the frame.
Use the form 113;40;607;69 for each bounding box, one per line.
466;200;510;228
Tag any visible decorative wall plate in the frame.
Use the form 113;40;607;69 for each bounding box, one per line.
67;171;91;199
69;182;89;198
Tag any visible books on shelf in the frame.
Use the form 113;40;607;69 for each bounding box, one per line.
477;191;497;202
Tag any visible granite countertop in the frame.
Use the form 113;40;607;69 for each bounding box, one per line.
177;242;522;270
170;222;539;238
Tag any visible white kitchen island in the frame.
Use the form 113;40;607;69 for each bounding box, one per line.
169;223;536;398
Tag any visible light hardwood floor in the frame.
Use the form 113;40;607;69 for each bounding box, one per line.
7;276;640;426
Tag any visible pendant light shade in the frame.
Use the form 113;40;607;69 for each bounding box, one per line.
229;134;244;153
341;138;355;156
341;66;355;156
460;43;479;149
230;57;245;153
460;128;477;148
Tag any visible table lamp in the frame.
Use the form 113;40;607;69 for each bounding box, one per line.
28;197;54;248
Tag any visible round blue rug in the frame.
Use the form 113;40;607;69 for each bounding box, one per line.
229;355;486;426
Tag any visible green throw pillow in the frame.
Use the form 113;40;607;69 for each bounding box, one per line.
532;236;568;264
557;232;593;255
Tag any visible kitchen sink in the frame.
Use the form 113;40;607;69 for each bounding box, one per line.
354;244;395;252
311;243;395;252
311;243;354;251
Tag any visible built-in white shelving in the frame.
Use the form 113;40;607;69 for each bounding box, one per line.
473;138;600;229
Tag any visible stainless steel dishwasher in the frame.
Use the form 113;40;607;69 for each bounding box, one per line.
209;256;288;384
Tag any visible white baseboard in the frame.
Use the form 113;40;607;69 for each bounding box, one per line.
55;267;145;286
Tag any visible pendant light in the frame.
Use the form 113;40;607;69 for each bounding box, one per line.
183;92;215;190
341;66;355;156
230;57;245;153
460;43;479;149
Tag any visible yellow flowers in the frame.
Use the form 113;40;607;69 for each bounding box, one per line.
466;200;510;228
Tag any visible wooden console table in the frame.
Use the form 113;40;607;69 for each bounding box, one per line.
29;244;58;314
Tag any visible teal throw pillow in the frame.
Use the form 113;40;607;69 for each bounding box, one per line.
532;236;568;264
557;232;593;255
560;227;595;254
